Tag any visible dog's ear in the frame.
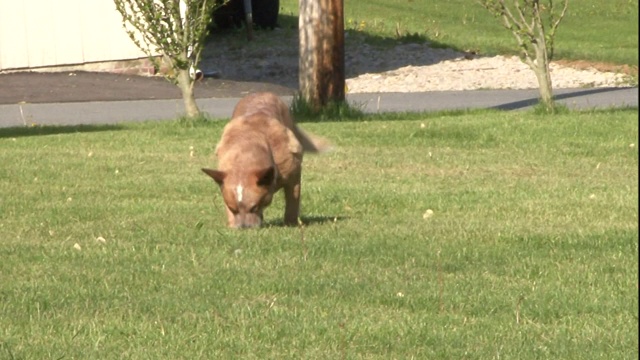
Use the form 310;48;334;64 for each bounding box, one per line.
201;168;226;186
256;166;275;187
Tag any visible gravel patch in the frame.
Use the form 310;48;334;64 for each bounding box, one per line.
202;30;633;93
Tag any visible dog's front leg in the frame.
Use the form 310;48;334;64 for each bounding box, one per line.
224;205;236;227
283;179;301;226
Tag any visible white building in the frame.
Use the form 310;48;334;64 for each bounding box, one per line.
0;0;155;74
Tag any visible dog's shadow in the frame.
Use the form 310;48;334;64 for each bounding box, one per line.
264;215;348;228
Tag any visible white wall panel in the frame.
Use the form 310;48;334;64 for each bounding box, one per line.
0;0;30;69
79;0;151;63
0;0;152;70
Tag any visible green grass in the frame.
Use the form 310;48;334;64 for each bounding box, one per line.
277;0;639;66
290;93;367;120
1;109;637;359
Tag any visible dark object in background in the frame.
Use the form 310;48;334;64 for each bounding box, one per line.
214;0;280;30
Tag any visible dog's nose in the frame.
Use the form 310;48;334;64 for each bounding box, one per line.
237;222;260;229
234;213;262;229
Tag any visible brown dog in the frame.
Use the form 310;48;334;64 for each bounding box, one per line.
202;92;330;228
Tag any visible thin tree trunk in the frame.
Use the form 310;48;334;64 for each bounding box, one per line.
176;69;200;118
532;27;555;111
299;0;345;110
533;60;554;110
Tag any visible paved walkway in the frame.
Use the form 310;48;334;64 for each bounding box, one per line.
0;87;637;128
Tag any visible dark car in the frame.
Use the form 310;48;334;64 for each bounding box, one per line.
213;0;280;29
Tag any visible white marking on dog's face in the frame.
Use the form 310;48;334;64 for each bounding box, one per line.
236;184;244;204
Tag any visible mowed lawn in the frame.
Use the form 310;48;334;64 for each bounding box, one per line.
278;0;639;66
1;109;637;359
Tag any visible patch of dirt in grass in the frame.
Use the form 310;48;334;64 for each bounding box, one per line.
553;60;638;77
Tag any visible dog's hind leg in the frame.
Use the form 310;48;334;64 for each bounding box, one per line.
283;174;301;226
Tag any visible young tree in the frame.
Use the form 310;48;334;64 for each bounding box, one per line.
114;0;221;117
478;0;568;112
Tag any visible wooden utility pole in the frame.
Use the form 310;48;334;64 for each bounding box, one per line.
299;0;345;110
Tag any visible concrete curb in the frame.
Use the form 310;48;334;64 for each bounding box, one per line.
0;87;637;128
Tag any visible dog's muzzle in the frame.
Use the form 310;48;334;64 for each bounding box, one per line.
234;212;264;229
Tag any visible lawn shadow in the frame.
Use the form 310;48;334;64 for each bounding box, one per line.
300;215;348;226
492;87;634;110
201;13;467;90
264;215;348;228
0;123;124;138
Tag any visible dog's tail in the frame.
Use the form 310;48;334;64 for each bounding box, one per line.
293;126;332;153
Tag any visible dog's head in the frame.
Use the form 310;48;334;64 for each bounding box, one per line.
202;166;276;228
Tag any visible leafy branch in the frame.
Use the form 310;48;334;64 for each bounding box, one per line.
113;0;225;117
